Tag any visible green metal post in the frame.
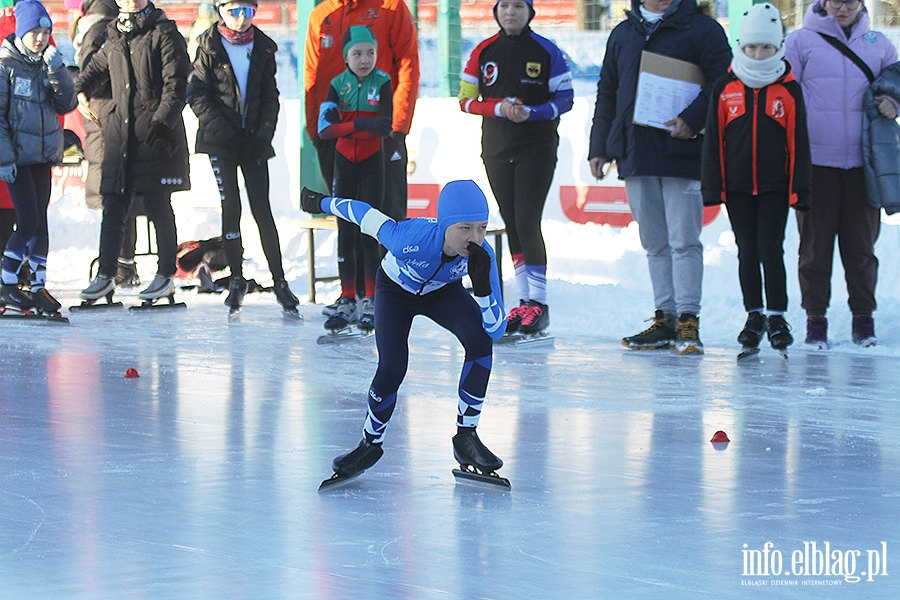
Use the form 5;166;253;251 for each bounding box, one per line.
438;0;462;97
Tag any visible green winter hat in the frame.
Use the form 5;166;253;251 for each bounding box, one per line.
342;26;377;60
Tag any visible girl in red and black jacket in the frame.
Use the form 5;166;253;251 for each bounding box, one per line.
459;0;573;337
702;3;811;355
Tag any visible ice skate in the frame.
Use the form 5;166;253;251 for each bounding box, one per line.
504;300;527;334
115;259;141;288
274;280;302;321
319;439;384;491
0;283;35;309
0;285;68;323
32;288;62;316
224;276;247;319
72;275;122;311
321;295;342;317
805;315;829;350
451;429;510;490
318;297;365;344
674;313;704;355
499;300;554;346
622;310;676;350
766;315;792;359
130;275;186;312
737;311;765;362
357;297;375;333
852;315;876;348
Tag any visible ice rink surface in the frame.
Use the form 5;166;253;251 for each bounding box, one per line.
1;287;898;599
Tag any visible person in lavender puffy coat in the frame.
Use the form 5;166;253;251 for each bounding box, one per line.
785;0;897;348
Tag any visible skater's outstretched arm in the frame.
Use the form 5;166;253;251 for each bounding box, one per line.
302;189;393;239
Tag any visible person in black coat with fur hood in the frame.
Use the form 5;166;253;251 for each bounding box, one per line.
188;0;299;314
75;0;191;303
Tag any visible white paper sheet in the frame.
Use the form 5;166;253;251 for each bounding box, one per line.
633;72;702;131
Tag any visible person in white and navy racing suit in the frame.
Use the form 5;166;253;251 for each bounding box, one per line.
302;179;506;447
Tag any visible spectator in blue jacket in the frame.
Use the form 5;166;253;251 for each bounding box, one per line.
588;0;731;355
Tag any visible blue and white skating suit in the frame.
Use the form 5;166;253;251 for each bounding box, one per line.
315;194;507;444
317;194;507;339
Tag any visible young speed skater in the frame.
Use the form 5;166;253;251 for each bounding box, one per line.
701;3;811;359
0;0;77;315
300;180;510;489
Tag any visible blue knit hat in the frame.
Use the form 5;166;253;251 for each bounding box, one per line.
437;180;489;233
15;0;53;39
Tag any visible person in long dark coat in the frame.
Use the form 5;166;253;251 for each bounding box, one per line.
76;0;191;302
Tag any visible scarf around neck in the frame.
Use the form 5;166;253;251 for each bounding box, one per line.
218;23;254;45
731;47;786;89
117;3;154;34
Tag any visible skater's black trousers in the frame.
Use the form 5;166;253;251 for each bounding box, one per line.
726;191;789;313
210;154;285;281
99;190;177;279
334;152;384;298
483;154;556;266
369;269;493;425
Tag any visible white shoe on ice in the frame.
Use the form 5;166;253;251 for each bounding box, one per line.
138;274;174;300
80;274;115;300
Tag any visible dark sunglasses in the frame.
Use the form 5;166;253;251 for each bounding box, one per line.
226;6;256;18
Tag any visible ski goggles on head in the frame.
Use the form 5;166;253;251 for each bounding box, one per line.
225;6;256;18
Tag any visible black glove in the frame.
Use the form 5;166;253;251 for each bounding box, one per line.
301;187;327;214
146;120;168;147
323;107;339;125
466;242;492;297
354;116;392;137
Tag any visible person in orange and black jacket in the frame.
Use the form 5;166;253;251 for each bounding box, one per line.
701;3;811;355
304;0;418;314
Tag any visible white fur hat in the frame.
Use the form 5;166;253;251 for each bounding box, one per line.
738;3;784;48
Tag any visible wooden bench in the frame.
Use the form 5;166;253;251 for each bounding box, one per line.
296;216;507;303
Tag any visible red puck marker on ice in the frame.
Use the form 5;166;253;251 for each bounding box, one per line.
124;368;140;378
710;430;730;443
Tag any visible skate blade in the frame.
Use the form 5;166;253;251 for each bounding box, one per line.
317;329;368;345
129;299;187;312
855;337;877;348
69;300;124;311
737;347;760;362
497;331;554;347
228;307;241;322
318;471;364;492
452;468;511;491
0;306;69;324
282;309;303;322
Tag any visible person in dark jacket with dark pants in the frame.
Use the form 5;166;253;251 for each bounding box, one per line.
460;0;574;337
75;0;144;289
702;3;811;355
76;0;191;303
188;0;299;314
0;0;77;313
589;0;731;355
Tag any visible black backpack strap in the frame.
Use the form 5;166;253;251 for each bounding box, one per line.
818;32;876;83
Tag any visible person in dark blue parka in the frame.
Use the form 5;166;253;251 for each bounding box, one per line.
588;0;731;355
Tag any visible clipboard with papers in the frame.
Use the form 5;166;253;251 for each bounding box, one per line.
633;51;705;131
